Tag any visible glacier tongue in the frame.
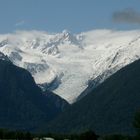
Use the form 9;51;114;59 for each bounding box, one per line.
0;29;140;103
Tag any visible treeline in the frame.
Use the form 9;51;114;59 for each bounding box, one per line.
1;111;140;140
0;129;137;140
0;129;32;139
38;130;98;140
0;130;98;140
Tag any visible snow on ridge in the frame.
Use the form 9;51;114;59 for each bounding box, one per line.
0;51;10;62
0;29;140;103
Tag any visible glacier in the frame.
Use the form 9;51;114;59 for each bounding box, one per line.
0;29;140;103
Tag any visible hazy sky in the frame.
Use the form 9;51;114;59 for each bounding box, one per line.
0;0;140;33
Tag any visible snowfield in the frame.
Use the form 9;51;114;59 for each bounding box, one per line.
0;29;140;103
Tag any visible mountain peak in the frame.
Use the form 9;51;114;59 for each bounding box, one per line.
61;30;80;46
62;29;70;35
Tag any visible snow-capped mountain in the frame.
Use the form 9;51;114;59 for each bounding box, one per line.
0;29;140;103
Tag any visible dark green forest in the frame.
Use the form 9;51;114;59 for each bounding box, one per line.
0;111;140;140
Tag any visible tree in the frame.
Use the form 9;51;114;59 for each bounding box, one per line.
79;130;98;140
134;111;140;133
133;111;140;139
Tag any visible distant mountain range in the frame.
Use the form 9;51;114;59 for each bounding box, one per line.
0;52;69;132
46;59;140;135
1;30;140;103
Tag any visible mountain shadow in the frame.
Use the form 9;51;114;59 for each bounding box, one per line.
0;55;69;132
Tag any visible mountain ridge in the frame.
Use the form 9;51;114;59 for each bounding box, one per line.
0;29;140;103
0;54;69;132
